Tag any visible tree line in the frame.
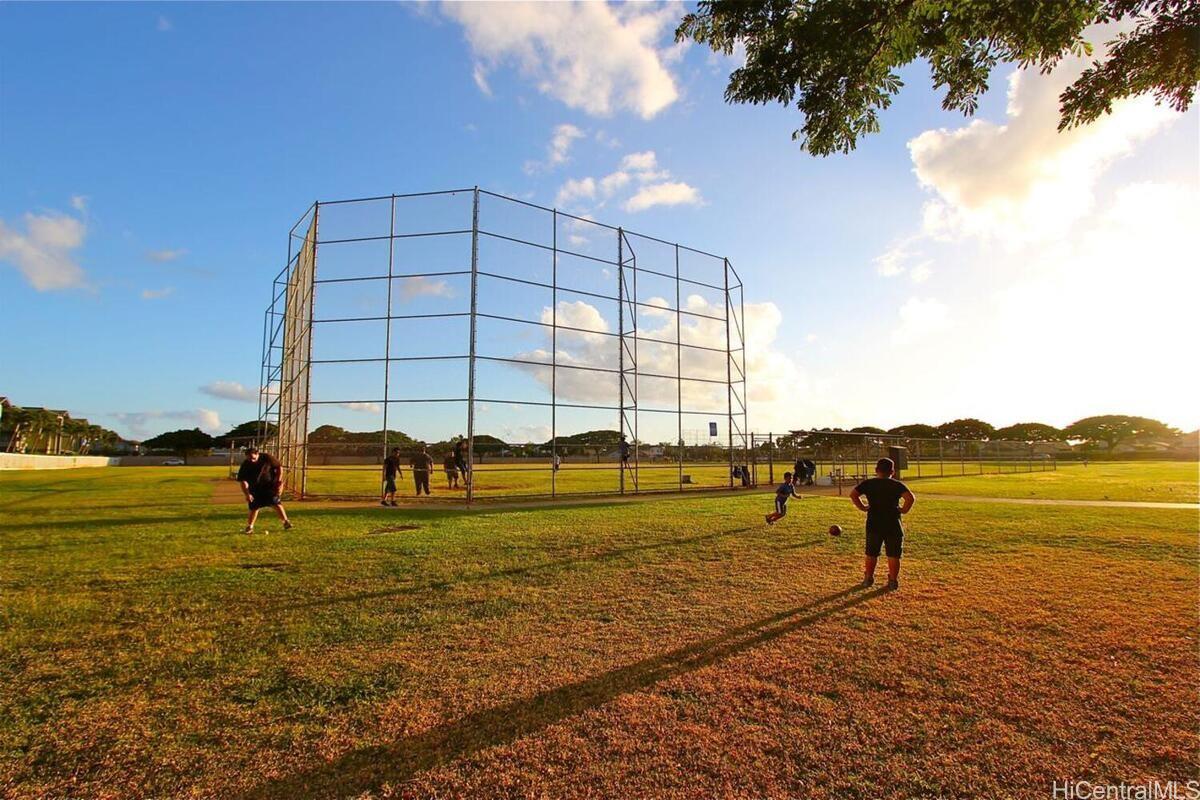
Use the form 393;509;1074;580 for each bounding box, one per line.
778;416;1184;454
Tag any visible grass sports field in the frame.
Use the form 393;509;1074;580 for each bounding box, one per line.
1;463;1196;798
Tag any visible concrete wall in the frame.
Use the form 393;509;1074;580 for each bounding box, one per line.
115;455;233;467
0;453;121;470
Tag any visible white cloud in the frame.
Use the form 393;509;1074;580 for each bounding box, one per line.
337;402;383;414
146;248;186;263
555;177;597;207
908;24;1178;245
623;181;702;212
510;295;810;435
472;63;492;96
909;262;933;284
111;409;222;438
620;151;658;172
891;297;950;345
525;123;585;174
599;170;631;196
0;209;88;290
874;243;910;277
70;195;88;212
442;1;681;119
200;381;257;403
140;287;174;300
399;276;454;302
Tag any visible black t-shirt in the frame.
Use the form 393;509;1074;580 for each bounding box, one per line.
854;477;909;524
237;456;280;493
383;456;401;478
410;452;433;472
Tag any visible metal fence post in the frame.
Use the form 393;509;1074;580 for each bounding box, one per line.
381;195;396;492
466;188;480;504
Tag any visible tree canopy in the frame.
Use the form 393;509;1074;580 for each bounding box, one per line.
1063;415;1175;451
937;418;997;441
142;428;214;462
677;0;1199;155
993;422;1065;442
886;424;940;439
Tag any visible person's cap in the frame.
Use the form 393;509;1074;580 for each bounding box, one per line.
876;457;894;473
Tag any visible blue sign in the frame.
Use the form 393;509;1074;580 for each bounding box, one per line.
709;422;718;437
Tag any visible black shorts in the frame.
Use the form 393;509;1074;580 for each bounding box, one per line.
249;493;280;511
775;497;788;516
384;477;397;493
865;522;903;558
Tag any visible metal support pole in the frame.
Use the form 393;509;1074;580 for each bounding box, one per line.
739;279;748;481
768;432;774;484
939;438;944;477
551;209;558;498
724;258;733;488
466;188;480;503
618;234;625;492
381;195;396;490
675;243;683;492
300;202;319;499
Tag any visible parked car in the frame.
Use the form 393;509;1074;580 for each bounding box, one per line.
161;458;185;466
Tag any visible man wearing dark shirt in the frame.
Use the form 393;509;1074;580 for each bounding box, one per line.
410;443;434;496
236;446;292;534
381;447;402;507
443;451;459;489
453;437;469;486
850;457;915;591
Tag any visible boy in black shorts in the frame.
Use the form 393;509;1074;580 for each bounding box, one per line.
765;471;798;525
381;447;402;506
850;457;915;591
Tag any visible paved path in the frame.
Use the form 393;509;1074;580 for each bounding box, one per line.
909;493;1198;510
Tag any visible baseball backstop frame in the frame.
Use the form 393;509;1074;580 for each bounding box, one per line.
258;187;749;502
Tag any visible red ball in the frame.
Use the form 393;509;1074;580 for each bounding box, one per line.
828;524;842;536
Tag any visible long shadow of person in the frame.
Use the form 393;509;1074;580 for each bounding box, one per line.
236;583;888;799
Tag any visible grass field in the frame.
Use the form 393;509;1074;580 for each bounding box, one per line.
1;465;1196;798
908;461;1198;503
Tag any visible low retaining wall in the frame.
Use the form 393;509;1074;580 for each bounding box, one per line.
115;456;233;467
0;453;121;470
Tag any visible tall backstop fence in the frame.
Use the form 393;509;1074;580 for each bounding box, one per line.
750;430;1059;489
259;188;749;502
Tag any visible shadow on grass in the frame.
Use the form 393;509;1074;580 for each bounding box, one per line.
237;584;887;799
271;525;821;612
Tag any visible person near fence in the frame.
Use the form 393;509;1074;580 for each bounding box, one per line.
849;457;915;591
793;457;816;486
381;447;402;507
765;471;798;525
453;437;470;487
443;450;459;489
237;446;292;534
410;444;433;496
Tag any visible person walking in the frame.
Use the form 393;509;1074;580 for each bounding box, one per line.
381;447;402;506
410;443;434;496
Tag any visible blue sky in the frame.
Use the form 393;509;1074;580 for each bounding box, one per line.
2;2;1197;443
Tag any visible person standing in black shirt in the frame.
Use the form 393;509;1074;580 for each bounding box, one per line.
236;446;292;534
381;447;402;507
410;443;434;496
849;457;915;591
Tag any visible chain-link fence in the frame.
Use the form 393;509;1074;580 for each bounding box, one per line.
749;430;1058;490
258;187;749;502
